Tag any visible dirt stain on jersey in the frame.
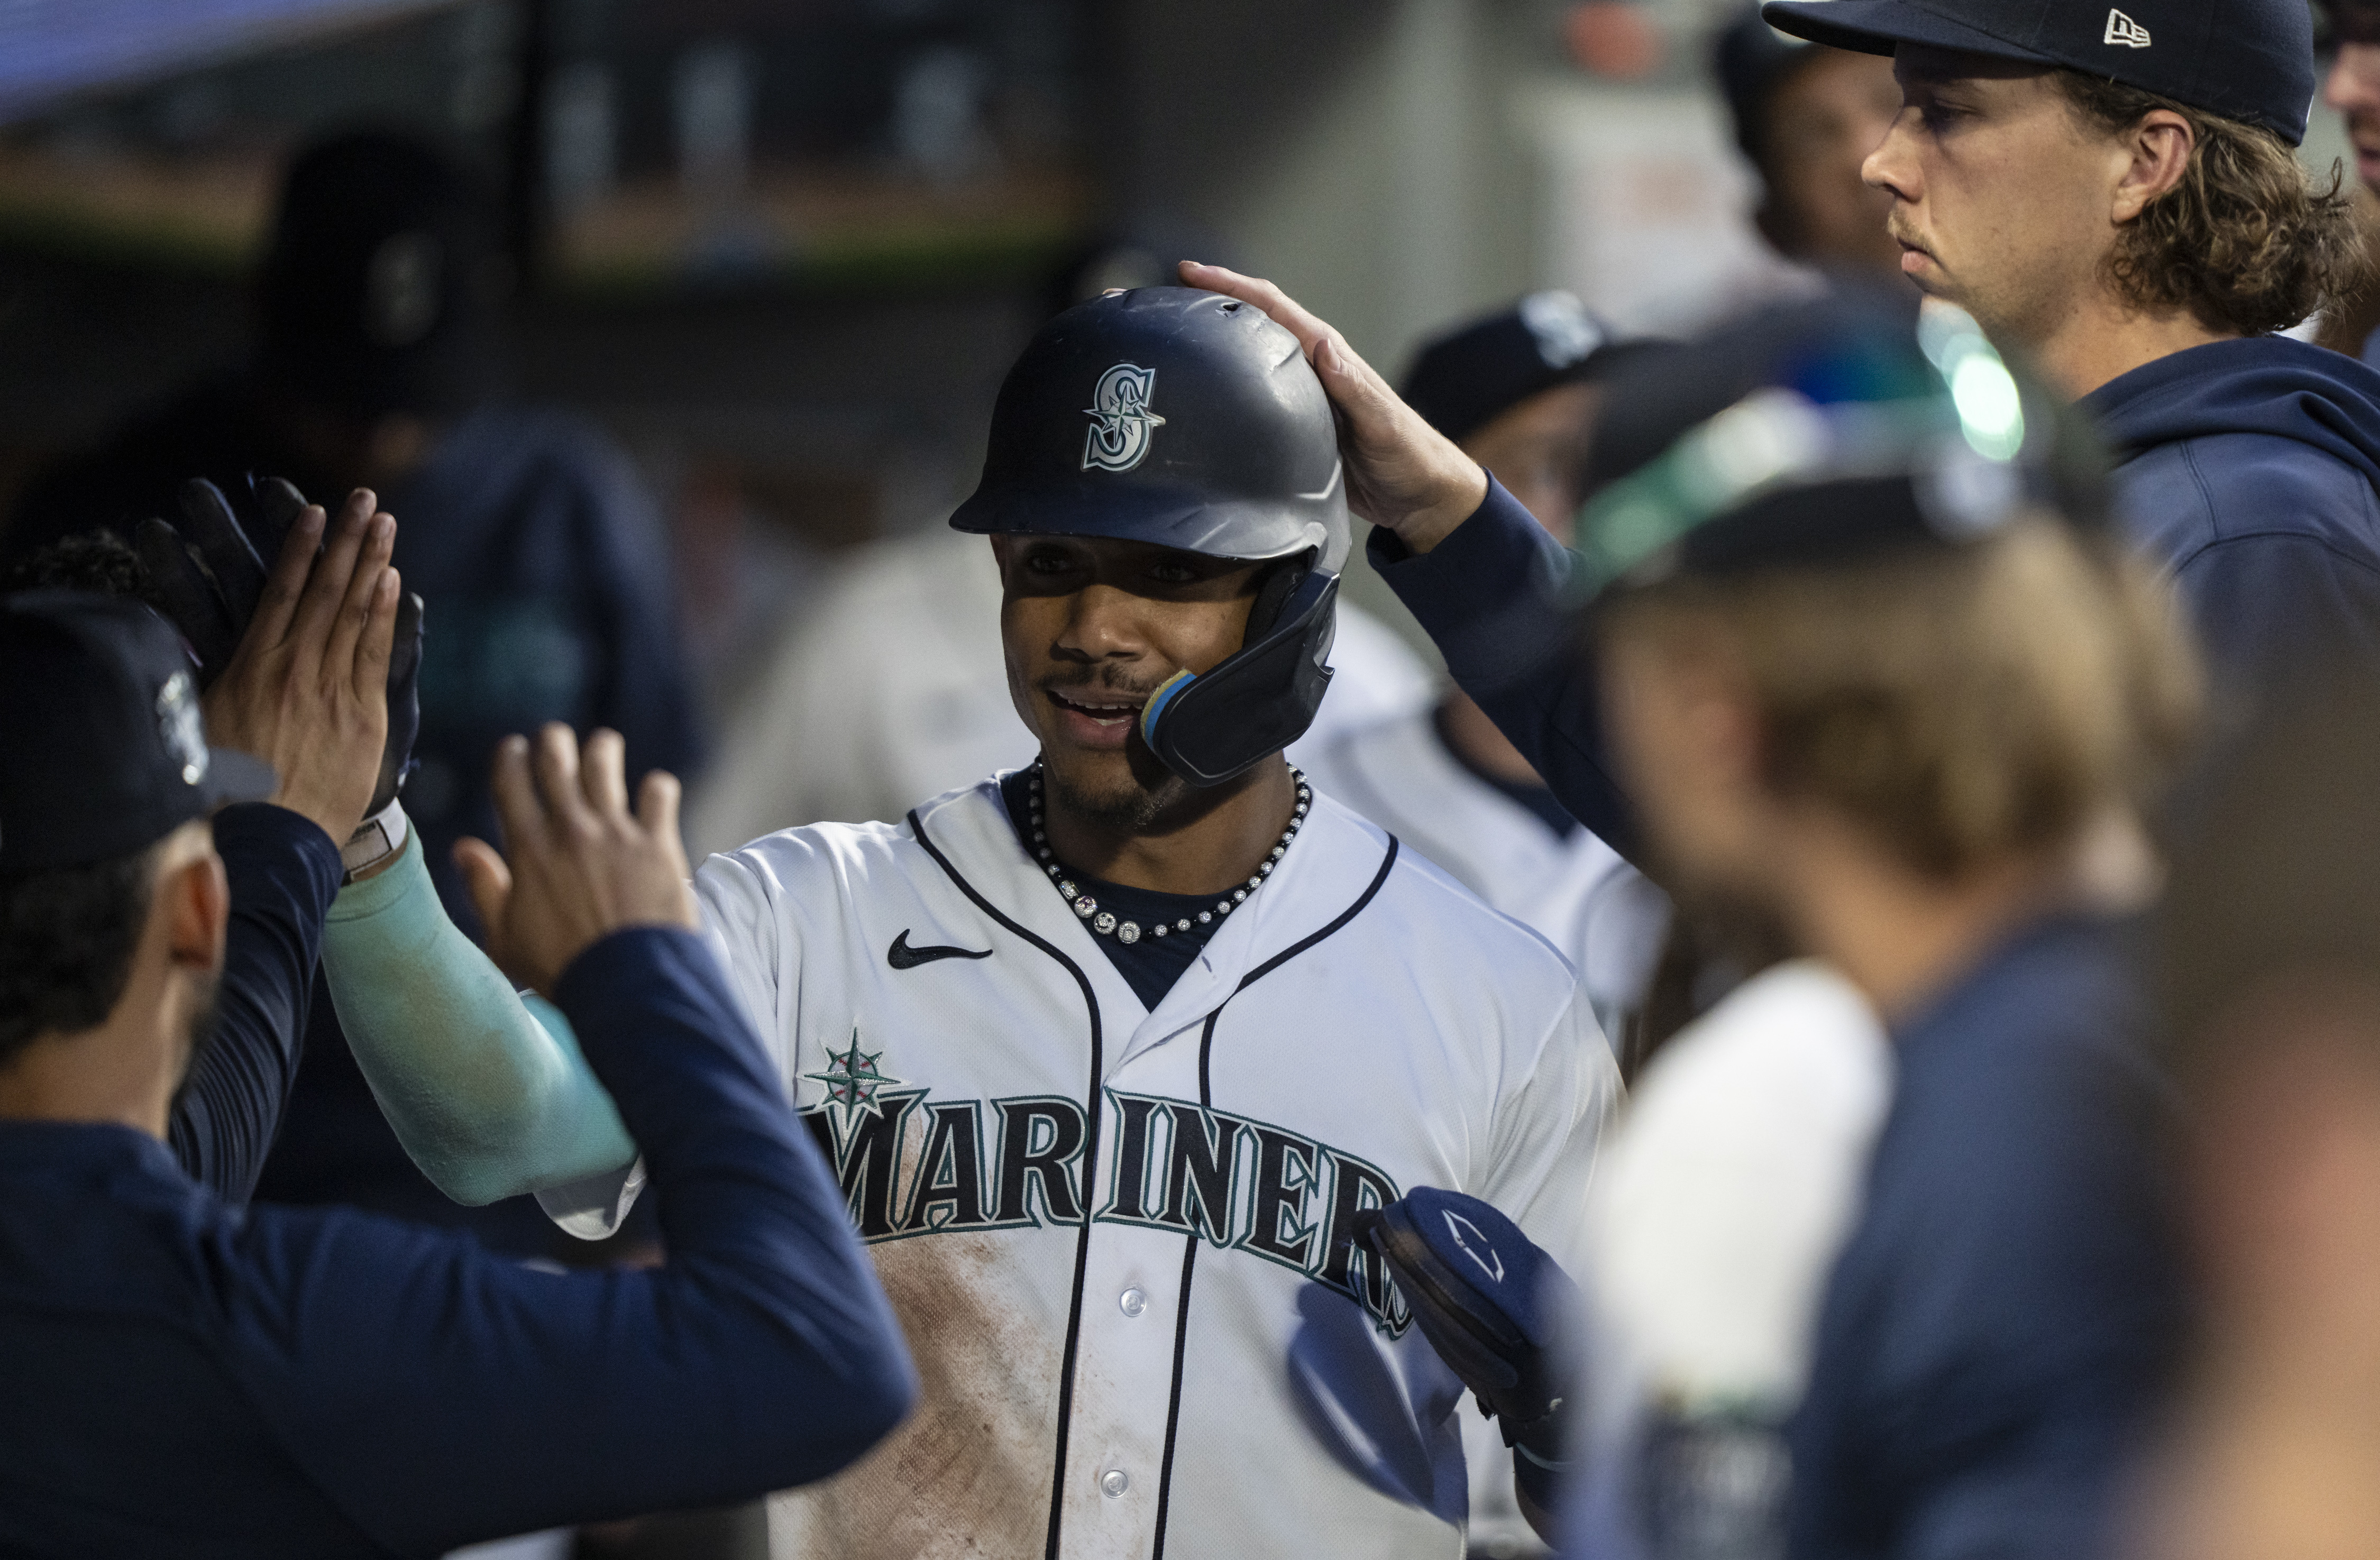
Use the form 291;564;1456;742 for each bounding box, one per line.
770;1231;1064;1559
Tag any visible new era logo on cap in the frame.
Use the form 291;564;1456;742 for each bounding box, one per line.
1760;0;2313;143
2103;8;2151;47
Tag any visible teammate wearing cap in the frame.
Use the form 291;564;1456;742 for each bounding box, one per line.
305;285;1616;1558
1183;261;2200;1556
1751;0;2380;715
1559;301;2198;1559
0;516;911;1553
1711;6;1905;280
1301;294;1668;1044
3;129;704;1254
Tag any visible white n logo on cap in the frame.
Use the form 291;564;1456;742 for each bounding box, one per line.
2103;8;2151;47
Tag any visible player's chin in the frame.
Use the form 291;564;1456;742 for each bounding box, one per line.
1041;740;1178;820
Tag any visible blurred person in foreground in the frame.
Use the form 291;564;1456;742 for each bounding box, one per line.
2141;683;2380;1560
1301;291;1670;1053
1756;0;2380;718
0;511;908;1554
4;128;703;1247
1713;5;1906;281
1181;265;2203;1555
1560;305;2193;1558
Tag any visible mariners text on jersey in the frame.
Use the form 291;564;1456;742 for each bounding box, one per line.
651;776;1614;1560
803;1069;1419;1334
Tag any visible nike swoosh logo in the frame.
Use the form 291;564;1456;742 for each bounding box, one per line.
887;929;993;970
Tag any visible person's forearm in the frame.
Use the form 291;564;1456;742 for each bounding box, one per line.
171;803;342;1203
322;821;637;1204
1370;478;1644;862
265;926;912;1555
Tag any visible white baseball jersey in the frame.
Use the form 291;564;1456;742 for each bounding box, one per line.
684;528;1435;857
1564;960;1890;1559
675;775;1615;1560
1298;706;1670;1041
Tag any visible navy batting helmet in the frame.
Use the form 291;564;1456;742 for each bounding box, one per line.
949;286;1351;787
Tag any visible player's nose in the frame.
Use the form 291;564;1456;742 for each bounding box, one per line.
1862;116;1918;199
1051;581;1151;660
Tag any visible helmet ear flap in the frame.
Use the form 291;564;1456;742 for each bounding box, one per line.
1247;552;1314;643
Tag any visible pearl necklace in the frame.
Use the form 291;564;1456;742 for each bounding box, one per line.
1026;763;1312;944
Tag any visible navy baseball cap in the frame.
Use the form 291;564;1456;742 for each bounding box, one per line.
1569;292;2110;599
0;592;276;882
1761;0;2318;145
1402;292;1669;448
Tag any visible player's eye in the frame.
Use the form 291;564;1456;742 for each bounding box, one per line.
1146;560;1197;585
1024;547;1082;575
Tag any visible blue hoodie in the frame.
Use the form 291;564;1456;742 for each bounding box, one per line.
2084;335;2380;701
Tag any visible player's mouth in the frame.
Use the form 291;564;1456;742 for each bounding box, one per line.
1892;233;1936;277
1043;685;1150;750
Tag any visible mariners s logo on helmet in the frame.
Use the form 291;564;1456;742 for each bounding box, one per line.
1082;362;1168;473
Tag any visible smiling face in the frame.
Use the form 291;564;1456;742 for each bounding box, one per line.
1863;47;2132;348
992;533;1267;828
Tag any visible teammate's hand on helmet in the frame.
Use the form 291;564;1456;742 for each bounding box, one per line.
1178;261;1488;554
454;724;698;998
141;476;427;823
196;488;401;845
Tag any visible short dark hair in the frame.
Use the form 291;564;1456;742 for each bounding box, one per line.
0;845;159;1065
2057;73;2364;338
5;532;166;614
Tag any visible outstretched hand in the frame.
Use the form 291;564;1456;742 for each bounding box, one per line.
1178;260;1487;554
453;725;698;998
199;488;399;845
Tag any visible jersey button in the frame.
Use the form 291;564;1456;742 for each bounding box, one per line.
1119;1287;1147;1317
1101;1470;1131;1498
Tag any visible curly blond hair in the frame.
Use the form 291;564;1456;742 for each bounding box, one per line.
2058;74;2364;337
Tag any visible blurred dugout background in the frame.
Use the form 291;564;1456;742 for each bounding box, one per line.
0;0;2361;718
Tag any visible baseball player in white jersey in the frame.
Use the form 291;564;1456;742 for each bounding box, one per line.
316;283;1616;1559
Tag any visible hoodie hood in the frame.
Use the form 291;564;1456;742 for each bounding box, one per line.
2085;336;2380;492
2082;334;2380;720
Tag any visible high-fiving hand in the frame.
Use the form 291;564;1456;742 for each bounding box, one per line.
1178;261;1488;554
453;726;698;998
140;477;426;823
195;489;399;846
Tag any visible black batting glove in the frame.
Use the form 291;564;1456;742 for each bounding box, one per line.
138;475;424;817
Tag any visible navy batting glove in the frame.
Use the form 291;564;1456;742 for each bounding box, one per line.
1354;1187;1580;1462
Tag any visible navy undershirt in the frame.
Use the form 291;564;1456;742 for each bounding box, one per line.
999;768;1232;1010
1432;704;1580;840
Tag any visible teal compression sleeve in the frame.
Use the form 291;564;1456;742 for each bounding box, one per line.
321;823;639;1205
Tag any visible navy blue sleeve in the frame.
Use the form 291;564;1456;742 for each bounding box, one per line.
1369;479;1643;863
169;803;341;1204
223;925;913;1555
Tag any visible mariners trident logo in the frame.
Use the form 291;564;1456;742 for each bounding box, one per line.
1082;362;1167;473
